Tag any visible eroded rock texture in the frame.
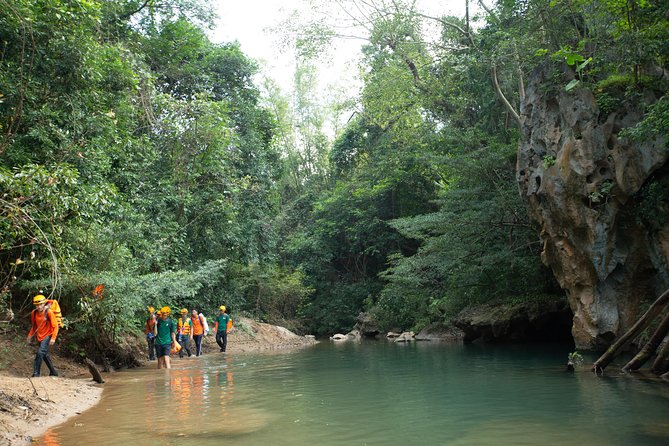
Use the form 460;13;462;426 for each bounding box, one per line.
517;64;669;350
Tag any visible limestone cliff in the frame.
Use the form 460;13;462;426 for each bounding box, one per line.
517;63;669;350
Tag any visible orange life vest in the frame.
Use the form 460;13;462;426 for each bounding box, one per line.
178;317;191;335
145;316;156;334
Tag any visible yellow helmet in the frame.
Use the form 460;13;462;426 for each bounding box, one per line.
156;310;162;316
160;306;171;315
148;306;155;313
33;294;47;305
180;308;188;314
219;305;226;312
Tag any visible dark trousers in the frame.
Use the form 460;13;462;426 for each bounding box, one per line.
33;336;58;377
193;334;203;356
147;335;156;360
179;334;192;358
216;331;228;352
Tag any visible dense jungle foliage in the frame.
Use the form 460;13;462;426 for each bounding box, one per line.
0;0;666;359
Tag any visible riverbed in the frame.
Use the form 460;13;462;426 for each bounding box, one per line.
37;341;669;445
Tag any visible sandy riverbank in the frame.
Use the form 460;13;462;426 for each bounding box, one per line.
0;317;316;445
0;375;103;445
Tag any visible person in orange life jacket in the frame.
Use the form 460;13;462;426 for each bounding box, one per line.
154;306;176;369
26;294;59;377
177;308;193;358
145;306;157;361
190;309;205;356
214;305;232;353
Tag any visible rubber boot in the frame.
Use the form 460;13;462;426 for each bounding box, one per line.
44;354;59;376
32;355;41;377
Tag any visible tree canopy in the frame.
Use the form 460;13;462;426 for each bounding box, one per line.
1;0;666;355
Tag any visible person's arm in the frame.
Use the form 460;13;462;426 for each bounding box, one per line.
189;319;193;340
47;310;59;344
171;320;176;344
214;317;219;333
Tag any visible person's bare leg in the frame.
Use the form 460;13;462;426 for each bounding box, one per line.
164;355;171;369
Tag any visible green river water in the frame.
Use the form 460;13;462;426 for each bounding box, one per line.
38;341;669;445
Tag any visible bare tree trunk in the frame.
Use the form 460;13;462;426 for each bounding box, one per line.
593;288;669;372
622;311;669;372
492;65;521;127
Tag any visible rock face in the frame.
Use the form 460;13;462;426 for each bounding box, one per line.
452;298;573;343
415;323;464;342
350;312;381;338
517;63;669;350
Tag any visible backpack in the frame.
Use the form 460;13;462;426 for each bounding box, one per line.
199;313;209;335
33;299;63;328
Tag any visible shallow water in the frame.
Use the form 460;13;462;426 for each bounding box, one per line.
39;342;669;445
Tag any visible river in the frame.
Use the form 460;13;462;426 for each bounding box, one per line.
38;341;669;445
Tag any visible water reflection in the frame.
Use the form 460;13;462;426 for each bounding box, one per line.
38;343;669;446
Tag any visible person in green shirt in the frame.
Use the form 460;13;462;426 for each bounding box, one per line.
214;305;232;352
154;306;176;369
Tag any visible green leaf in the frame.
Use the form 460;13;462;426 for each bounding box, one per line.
565;79;580;91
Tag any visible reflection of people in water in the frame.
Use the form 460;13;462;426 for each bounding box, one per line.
143;378;158;433
41;429;60;446
171;369;193;422
214;369;235;417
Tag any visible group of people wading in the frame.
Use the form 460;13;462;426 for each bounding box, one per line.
144;305;232;369
26;292;233;376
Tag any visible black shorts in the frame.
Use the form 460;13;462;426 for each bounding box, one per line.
156;343;171;358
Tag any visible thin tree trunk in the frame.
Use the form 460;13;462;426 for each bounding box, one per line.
492;65;521;127
651;335;669;375
622;311;669;372
593;288;669;372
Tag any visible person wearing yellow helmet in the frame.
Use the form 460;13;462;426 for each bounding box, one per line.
26;294;59;377
153;306;176;369
145;306;157;361
214;305;232;353
177;308;193;358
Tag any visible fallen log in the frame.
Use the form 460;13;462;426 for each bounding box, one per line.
651;337;669;375
593;289;669;373
84;358;105;384
622;311;669;372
